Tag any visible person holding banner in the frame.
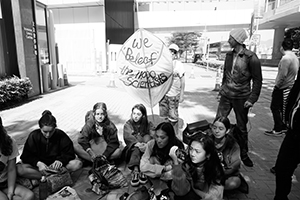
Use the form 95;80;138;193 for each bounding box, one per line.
159;43;185;124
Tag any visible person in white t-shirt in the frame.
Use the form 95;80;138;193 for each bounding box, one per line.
159;43;185;123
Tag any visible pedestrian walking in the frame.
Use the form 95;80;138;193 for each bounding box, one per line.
216;28;263;167
273;64;300;200
265;38;299;137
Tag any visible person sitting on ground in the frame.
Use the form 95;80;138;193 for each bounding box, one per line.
0;117;34;200
210;116;248;193
140;122;184;180
123;104;153;187
171;133;225;200
75;102;122;164
17;110;82;180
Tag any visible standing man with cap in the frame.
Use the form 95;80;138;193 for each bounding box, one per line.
159;44;185;127
216;28;263;167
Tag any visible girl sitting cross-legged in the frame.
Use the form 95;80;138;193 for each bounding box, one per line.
123;104;154;186
74;102;122;164
17;110;82;180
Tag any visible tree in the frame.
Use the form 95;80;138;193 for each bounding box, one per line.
166;32;202;62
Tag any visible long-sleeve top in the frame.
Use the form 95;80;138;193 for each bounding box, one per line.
215;137;241;177
220;47;262;104
285;68;300;132
123;119;151;146
275;51;299;89
140;140;165;178
78;118;120;158
20;129;75;167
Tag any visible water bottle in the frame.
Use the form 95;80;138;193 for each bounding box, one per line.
39;176;48;200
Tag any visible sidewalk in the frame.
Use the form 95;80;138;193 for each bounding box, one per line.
1;63;299;200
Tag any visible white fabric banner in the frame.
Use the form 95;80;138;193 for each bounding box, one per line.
118;29;173;108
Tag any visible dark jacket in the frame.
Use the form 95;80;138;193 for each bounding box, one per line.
21;128;75;167
285;68;300;132
78;118;120;158
123;119;151;146
215;135;241;177
220;47;262;104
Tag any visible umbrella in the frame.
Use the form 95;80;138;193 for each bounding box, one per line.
117;29;173;110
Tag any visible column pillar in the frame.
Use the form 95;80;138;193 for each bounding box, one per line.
272;27;285;60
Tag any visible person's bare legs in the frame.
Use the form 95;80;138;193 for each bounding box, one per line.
17;163;42;180
3;184;35;200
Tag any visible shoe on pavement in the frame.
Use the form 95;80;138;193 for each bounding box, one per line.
264;130;284;137
131;171;139;187
242;156;254;167
139;172;148;184
270;166;276;174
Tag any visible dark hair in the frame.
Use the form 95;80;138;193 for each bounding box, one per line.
38;110;57;128
212;116;236;153
213;116;230;131
130;104;149;134
152;122;184;164
187;133;224;187
0;117;13;156
282;38;293;51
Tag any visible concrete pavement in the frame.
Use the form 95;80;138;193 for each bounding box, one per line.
1;63;299;200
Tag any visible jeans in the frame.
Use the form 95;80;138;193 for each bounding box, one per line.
274;130;300;200
271;88;288;131
127;146;142;171
159;95;180;122
216;95;249;159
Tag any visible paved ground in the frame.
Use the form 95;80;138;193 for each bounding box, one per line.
1;63;300;200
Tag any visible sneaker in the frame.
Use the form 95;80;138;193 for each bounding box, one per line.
139;172;147;184
264;130;284;137
270;166;276;174
131;171;139;187
242;156;254;167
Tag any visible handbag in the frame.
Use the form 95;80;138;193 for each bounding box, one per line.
44;167;73;194
88;156;128;194
183;120;210;144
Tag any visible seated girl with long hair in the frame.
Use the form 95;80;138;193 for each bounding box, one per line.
211;116;248;193
75;102;122;163
140;122;184;179
171;133;225;200
0;117;34;200
123;104;153;186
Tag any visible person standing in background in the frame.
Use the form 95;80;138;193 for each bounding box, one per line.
216;28;263;167
273;62;300;200
265;38;299;137
159;43;185;124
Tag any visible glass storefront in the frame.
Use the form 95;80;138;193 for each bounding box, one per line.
35;3;49;65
